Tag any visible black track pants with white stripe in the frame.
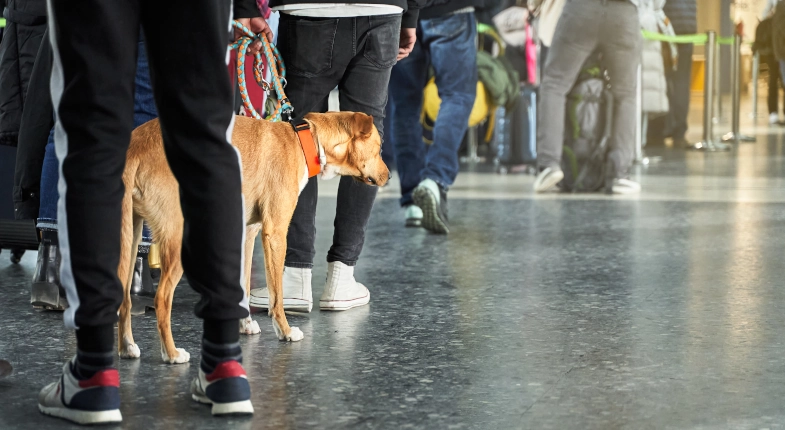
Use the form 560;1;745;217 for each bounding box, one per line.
47;0;249;330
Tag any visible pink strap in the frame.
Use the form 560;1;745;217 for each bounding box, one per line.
525;23;537;85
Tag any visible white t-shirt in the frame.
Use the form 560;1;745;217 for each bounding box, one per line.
274;3;403;17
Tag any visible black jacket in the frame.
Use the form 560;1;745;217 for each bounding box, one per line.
420;0;477;20
662;0;697;35
269;0;426;28
0;0;47;147
774;0;785;61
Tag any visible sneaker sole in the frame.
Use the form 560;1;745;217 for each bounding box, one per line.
533;170;564;193
31;282;68;311
405;218;422;228
39;404;122;425
320;294;370;311
248;297;312;312
412;187;449;235
192;393;254;415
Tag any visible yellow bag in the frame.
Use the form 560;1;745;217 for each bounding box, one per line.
422;78;490;128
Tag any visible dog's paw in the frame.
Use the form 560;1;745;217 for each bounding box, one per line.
239;317;261;335
161;347;190;364
285;326;304;342
119;343;141;359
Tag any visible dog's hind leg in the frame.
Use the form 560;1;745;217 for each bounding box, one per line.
240;225;261;335
154;236;189;364
261;198;303;342
118;199;143;359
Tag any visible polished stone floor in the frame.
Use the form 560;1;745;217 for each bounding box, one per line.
2;97;785;429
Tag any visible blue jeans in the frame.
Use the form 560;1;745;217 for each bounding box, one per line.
38;36;157;245
388;12;477;207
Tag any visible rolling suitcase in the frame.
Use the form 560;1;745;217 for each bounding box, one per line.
493;84;537;173
0;145;39;263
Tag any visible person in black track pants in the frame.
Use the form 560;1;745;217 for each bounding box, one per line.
37;0;269;424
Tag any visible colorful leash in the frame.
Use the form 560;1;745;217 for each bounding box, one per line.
230;20;293;121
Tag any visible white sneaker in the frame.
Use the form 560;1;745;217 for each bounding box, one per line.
533;167;564;193
248;267;313;312
611;178;641;194
769;113;781;125
320;262;370;311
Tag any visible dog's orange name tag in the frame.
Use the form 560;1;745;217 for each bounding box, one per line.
290;119;321;178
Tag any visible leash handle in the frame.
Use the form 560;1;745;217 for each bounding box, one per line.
230;21;294;121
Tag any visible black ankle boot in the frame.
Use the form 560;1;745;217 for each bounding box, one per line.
130;252;158;315
31;230;68;311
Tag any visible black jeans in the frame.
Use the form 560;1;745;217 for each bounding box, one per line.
49;0;247;329
278;13;400;268
668;43;694;140
765;54;784;115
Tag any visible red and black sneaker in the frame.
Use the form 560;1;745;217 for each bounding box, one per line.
38;357;122;425
191;360;254;415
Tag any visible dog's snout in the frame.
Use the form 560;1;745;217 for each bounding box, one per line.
388;171;392;180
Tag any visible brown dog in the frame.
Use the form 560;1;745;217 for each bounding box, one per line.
116;112;389;363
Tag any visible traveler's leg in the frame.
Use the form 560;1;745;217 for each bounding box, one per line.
389;26;428;207
766;55;779;117
142;0;246;324
330;15;399;264
278;14;348;268
600;1;643;179
38;0;140;424
425;12;477;188
669;43;694;141
536;1;598;171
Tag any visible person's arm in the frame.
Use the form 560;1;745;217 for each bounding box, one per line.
233;0;272;55
399;0;426;60
402;0;426;28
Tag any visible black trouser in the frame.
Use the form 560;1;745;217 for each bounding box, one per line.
278;14;400;268
48;0;248;330
648;43;693;141
765;54;784;116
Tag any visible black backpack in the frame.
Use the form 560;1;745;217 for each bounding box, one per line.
560;56;614;193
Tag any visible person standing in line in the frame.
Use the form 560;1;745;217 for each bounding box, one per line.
654;0;697;146
533;0;642;194
775;0;785;91
248;0;425;311
386;0;479;234
37;0;269;424
761;0;783;125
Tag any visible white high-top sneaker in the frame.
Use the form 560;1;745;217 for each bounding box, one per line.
320;262;370;311
248;267;313;312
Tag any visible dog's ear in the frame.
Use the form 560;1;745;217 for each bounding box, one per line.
352;113;374;139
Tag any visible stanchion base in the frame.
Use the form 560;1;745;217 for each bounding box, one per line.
691;140;731;152
721;132;756;143
460;156;486;164
634;155;663;165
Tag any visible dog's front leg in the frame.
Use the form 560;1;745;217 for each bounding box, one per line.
261;225;303;342
240;225;261;335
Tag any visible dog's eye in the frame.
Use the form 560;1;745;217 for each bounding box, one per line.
366;177;376;185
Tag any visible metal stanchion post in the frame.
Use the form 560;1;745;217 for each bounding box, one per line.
693;31;730;151
750;50;759;120
635;63;644;163
722;34;756;143
714;38;722;123
460;126;484;164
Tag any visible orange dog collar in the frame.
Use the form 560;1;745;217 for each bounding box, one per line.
290;119;321;178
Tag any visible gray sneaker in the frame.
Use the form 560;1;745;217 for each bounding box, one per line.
412;179;449;234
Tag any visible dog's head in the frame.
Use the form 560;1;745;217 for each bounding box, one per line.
305;112;390;187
